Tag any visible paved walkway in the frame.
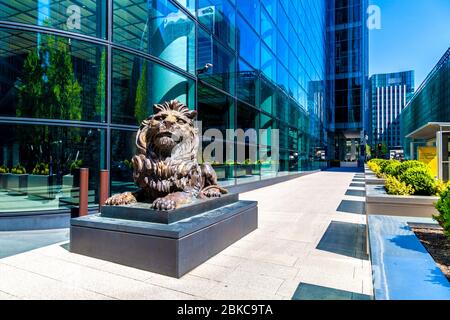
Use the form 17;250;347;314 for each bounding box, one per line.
0;170;372;300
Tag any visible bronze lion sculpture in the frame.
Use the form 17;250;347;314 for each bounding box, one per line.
105;100;227;210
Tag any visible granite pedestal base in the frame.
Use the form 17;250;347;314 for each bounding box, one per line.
70;198;257;278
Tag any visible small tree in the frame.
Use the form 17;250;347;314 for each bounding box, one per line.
134;60;149;125
95;50;106;121
365;144;372;159
381;142;388;158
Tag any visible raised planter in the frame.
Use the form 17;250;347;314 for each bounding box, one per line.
368;215;450;300
235;165;252;177
27;174;56;200
0;173;8;190
212;165;226;180
6;174;28;195
365;176;386;185
366;184;439;218
252;164;261;175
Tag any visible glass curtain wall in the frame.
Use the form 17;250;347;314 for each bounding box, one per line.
0;0;329;215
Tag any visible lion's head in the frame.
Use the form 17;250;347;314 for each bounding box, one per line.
136;100;198;161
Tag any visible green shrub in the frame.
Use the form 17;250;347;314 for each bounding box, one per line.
367;161;381;174
434;179;450;196
399;167;436;196
377;160;390;173
11;164;26;174
123;159;133;169
383;160;401;176
70;159;83;171
434;188;450;238
0;165;9;174
395;160;428;178
32;162;49;175
385;175;414;196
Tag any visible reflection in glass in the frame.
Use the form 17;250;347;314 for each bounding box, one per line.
237;59;258;106
110;130;136;195
0;0;106;38
198;0;236;49
197;84;234;136
0;28;106;122
236;102;260;183
236;14;260;69
236;0;260;33
198;29;235;95
113;0;195;73
112;49;194;125
0;124;105;213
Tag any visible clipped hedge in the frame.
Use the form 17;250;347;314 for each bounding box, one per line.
395;160;428;178
385;175;414;196
399;167;436;196
435;188;450;238
383;160;401;176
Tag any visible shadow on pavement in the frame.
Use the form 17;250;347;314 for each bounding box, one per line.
337;200;365;215
292;282;372;300
316;221;368;260
350;183;365;188
345;189;366;197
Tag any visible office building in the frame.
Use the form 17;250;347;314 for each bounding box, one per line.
0;0;331;215
369;71;415;152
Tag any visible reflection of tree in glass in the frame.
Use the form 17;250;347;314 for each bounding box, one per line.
16;49;45;118
15;25;84;173
95;50;106;121
134;60;149;125
16;31;82;121
46;35;82;120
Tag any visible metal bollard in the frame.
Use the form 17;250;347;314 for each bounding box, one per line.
79;168;89;216
99;169;109;211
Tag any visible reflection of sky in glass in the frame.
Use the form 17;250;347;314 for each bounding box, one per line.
37;0;50;26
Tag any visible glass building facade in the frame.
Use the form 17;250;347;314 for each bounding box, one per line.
369;71;415;150
401;48;450;161
327;0;369;162
0;0;330;215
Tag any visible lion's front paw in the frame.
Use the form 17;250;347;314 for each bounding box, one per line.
151;197;176;211
105;192;137;206
203;189;222;198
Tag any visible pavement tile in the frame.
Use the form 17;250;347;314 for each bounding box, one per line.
236;260;299;280
205;283;285;300
205;254;246;269
189;263;231;282
0;170;373;299
0;263;113;300
146;274;220;298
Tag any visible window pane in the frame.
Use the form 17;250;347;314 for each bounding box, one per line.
113;0;195;73
198;0;236;49
197;83;234;136
110;129;136;195
237;59;258;106
236;14;260;69
0;0;106;38
0;123;105;214
175;0;196;15
112;49;195;125
0;28;106;122
260;77;275;115
235;0;259;33
197;29;235;95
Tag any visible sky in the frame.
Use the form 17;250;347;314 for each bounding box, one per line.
369;0;450;88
